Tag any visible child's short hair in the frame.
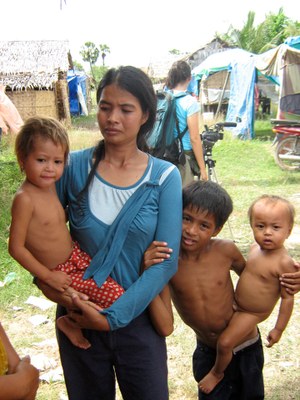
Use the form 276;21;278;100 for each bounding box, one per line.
15;116;70;165
183;180;233;229
248;194;295;228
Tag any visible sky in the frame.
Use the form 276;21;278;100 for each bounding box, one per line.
0;0;297;69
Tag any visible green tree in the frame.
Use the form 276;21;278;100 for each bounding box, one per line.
99;44;110;66
72;61;85;71
255;8;290;52
169;49;180;55
218;11;256;50
219;8;300;54
80;42;100;81
283;20;300;39
90;65;109;89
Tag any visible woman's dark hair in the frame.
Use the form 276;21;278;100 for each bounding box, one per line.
165;60;192;89
78;66;157;202
96;66;156;149
182;180;233;229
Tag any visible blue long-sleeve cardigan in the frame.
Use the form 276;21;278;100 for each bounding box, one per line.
56;147;182;330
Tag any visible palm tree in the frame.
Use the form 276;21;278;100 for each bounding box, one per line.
219;8;300;54
80;42;99;81
99;44;110;66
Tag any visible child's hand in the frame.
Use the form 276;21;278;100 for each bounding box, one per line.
266;328;282;347
15;356;39;400
142;241;173;272
43;270;72;292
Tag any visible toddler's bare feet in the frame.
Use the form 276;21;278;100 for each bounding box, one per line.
57;316;91;350
199;370;224;394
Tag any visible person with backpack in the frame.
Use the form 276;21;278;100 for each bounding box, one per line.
165;60;208;184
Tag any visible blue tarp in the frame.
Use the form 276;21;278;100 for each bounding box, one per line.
192;49;257;139
255;37;300;121
67;70;89;116
192;38;300;139
284;36;300;50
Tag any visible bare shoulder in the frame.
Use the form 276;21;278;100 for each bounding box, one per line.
280;251;297;274
11;187;33;211
211;238;240;254
212;238;245;272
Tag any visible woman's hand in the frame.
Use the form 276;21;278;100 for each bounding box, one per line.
36;278;88;309
68;293;110;331
142;241;172;272
280;261;300;295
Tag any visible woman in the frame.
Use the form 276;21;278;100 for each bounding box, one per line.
38;66;182;400
165;60;208;184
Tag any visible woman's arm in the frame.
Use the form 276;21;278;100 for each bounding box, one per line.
187;112;208;180
36;278;89;309
36;279;108;331
100;166;182;330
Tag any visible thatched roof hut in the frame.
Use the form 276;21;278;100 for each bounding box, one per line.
144;39;233;85
145;54;180;84
183;38;234;70
0;40;71;125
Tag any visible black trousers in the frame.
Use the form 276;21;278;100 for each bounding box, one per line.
56;306;169;400
193;335;265;400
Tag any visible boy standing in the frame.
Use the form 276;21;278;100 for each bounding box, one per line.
145;180;264;399
199;195;295;394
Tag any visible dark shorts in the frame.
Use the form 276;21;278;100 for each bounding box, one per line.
56;305;169;400
193;334;264;400
184;150;200;177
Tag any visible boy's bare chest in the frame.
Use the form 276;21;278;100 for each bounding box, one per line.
173;257;233;294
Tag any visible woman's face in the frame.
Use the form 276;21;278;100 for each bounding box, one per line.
97;83;148;146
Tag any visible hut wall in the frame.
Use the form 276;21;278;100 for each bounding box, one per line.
6;90;58;121
55;76;71;127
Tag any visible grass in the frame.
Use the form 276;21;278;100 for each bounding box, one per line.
0;117;299;399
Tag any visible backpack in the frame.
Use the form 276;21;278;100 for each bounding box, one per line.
146;90;188;166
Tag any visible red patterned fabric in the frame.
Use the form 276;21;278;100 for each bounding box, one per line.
55;242;124;309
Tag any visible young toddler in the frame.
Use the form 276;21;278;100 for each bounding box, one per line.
9;117;125;349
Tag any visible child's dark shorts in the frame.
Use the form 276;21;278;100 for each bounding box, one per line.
193;332;264;400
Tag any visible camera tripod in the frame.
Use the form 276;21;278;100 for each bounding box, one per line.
204;152;218;182
204;150;235;241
